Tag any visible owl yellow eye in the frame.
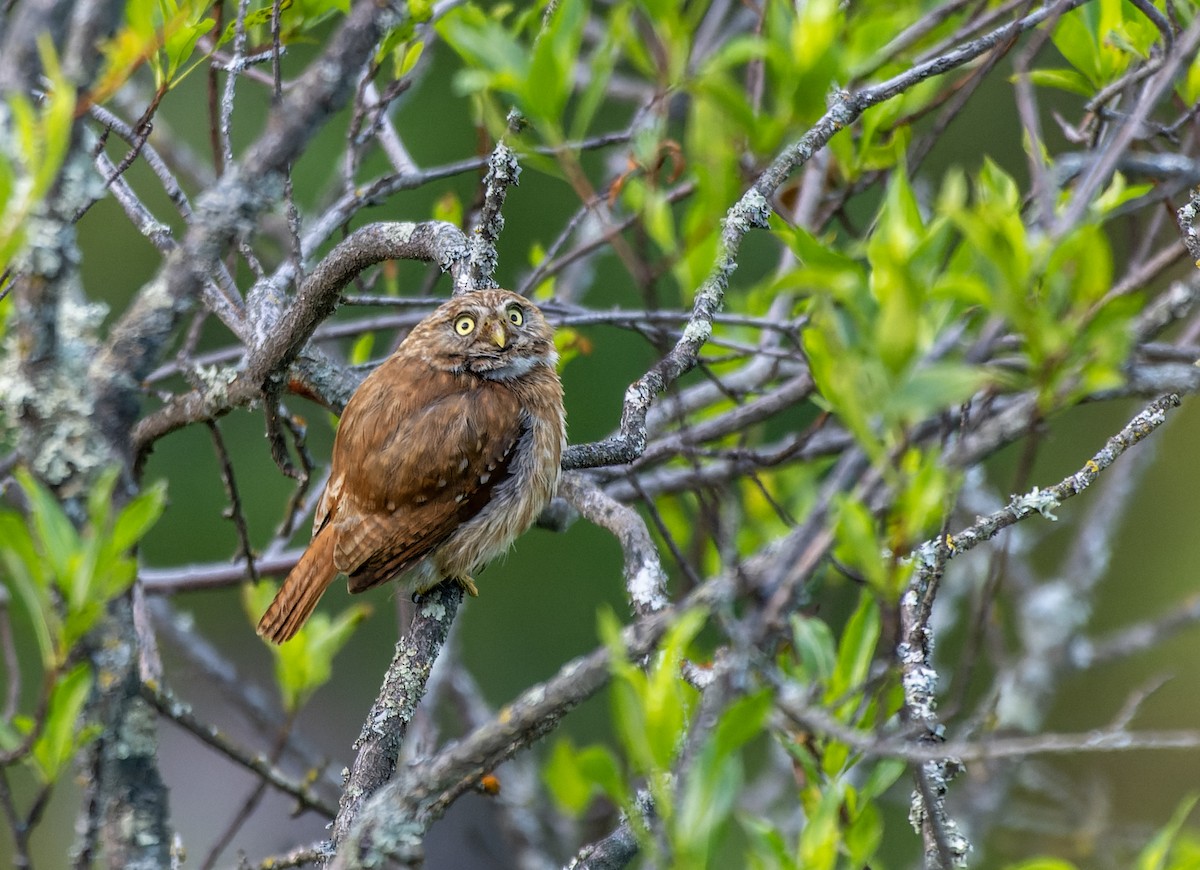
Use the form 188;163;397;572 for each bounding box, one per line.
454;315;475;336
507;306;524;326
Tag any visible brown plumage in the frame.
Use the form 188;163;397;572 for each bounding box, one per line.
257;289;566;643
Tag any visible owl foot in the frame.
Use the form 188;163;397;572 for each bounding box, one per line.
455;575;480;597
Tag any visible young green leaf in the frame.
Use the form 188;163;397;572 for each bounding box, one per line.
17;468;79;584
30;663;95;783
0;513;55;664
244;582;370;712
1135;793;1199;870
796;779;841;870
829;589;881;703
543;738;627;817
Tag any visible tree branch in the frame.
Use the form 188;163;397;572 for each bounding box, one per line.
330;582;464;847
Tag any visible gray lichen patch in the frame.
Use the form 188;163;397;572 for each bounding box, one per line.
0;288;114;489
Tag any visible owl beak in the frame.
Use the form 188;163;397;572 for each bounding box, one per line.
490;322;508;349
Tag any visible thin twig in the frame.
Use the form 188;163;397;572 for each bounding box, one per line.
141;681;336;818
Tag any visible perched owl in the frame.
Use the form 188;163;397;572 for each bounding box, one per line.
257;289;566;643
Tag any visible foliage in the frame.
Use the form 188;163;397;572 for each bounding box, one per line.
547;609;776;869
241;581;370;713
91;0;353;105
0;468;166;781
0;38;75;276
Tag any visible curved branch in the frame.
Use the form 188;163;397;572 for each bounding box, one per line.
243;221;470;388
131;221;470;453
558;472;669;617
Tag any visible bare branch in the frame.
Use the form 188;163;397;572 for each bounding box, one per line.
141;681;336;818
468;122;523;292
330;582;464;847
558;472;669;616
1178;186;1200;267
131;221;470;453
935;394;1180;560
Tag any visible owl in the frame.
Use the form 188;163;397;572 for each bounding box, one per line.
257;289;566;643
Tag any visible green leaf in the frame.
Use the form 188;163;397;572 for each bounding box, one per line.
797;779;841;870
30;663;95;783
33;37;76;196
844;796;883;864
790;615;837;684
1135;793;1199;870
544;738;593;814
526;0;585;126
802;325;884;464
17;468;79;583
437;7;529;93
86;466;121;532
860;757;906;799
432;191;463;228
831;497;887;596
0;513;55;664
711;689;773;757
676;692;771;866
543;738;626;816
110;479;168;554
641;187;678;255
741;814;792;869
162;3;215;81
244;582;371;711
1026;67;1094;96
644;608;705;768
829;589;880;703
349;333;375;367
397;39;424;77
676;734;743;865
1051;4;1105;86
1181;51;1200;104
600;604;706;805
1092;172;1152;217
891;362;993;424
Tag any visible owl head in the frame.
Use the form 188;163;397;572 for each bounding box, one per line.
412;289;557;380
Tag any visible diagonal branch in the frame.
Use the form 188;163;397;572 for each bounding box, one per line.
331;575;737;868
563;0;1090;472
330;582;464;848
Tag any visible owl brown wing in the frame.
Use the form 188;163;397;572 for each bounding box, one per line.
311;354;455;537
324;365;527;593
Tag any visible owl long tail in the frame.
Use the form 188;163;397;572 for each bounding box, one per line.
257;528;338;644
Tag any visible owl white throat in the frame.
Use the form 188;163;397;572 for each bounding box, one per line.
478;349;558;381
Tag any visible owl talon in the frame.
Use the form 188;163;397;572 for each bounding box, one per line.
457;575;480;597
